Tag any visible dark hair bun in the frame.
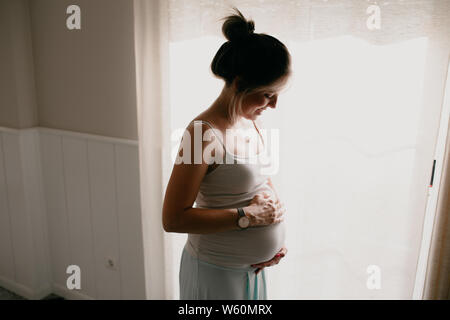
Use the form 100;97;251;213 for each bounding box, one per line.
211;7;291;92
221;7;255;43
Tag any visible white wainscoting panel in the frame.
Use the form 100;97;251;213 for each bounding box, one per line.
115;144;146;299
19;129;52;296
87;140;122;299
0;126;145;300
39;132;72;293
0;131;16;284
39;128;145;300
0;128;51;299
60;136;97;298
1;131;33;289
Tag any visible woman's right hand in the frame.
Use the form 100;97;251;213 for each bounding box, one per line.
244;192;285;227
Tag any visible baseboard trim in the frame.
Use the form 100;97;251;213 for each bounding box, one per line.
52;283;94;300
0;276;52;300
0;276;95;300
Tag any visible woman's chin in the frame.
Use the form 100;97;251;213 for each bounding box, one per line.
243;114;259;120
253;110;264;117
243;110;263;120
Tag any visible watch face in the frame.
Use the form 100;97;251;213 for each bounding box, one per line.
239;216;249;228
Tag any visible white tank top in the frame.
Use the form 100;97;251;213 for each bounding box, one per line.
185;120;286;268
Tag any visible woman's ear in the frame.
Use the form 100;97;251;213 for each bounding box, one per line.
232;76;247;93
231;76;241;92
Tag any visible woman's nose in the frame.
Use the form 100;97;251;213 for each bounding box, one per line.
268;96;278;108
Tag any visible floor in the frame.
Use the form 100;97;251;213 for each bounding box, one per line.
0;286;64;300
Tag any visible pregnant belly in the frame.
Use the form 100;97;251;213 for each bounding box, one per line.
188;221;286;268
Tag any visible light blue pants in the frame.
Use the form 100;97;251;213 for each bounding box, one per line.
179;246;267;300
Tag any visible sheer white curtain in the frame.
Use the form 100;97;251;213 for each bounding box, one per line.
134;0;450;299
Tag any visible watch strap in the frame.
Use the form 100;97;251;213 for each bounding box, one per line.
237;207;245;218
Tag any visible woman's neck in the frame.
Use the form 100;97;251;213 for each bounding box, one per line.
206;86;250;129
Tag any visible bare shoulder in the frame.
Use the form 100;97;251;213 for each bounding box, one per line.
185;117;221;139
188;113;228;142
180;118;224;164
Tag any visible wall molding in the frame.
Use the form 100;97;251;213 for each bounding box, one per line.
0;126;138;146
36;127;138;146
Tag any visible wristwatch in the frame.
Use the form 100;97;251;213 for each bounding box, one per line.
237;207;250;229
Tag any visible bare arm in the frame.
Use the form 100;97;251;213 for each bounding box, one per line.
162;121;242;234
162;160;242;234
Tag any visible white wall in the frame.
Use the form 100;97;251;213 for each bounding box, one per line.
0;0;38;129
0;126;145;299
29;0;138;140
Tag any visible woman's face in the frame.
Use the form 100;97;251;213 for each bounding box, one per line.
240;91;278;120
239;76;289;120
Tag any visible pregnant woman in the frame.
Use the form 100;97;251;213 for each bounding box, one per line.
162;8;292;300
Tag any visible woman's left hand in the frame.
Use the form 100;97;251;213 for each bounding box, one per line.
251;246;287;275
